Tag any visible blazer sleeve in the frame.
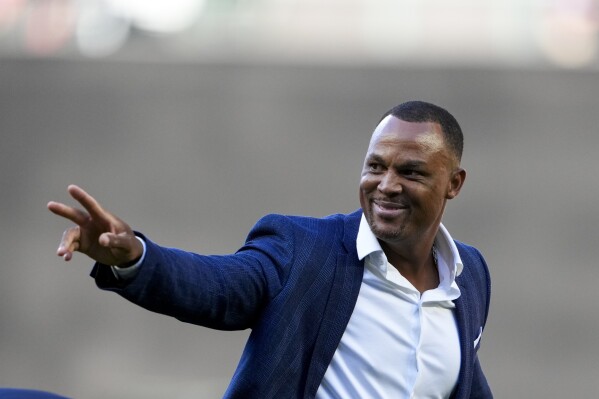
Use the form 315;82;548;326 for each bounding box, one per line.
91;214;297;331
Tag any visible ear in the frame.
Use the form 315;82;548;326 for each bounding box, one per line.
446;168;466;199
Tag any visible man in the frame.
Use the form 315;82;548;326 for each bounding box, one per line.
48;101;492;398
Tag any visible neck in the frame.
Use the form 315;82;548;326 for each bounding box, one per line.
380;236;439;293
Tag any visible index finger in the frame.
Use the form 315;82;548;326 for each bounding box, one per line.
67;184;109;221
47;200;89;225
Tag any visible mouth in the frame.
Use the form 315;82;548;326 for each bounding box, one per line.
372;199;408;218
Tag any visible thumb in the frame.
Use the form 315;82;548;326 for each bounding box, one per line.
99;232;143;265
98;232;136;250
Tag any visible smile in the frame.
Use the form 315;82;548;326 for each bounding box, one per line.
372;199;408;218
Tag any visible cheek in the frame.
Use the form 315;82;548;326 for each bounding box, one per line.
405;184;440;208
359;178;375;207
420;189;447;213
359;175;378;192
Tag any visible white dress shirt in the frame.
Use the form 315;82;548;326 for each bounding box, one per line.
315;216;463;399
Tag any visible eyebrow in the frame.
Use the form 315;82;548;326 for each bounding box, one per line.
399;160;427;168
366;153;427;168
366;154;385;163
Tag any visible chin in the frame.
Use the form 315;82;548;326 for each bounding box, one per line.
372;228;405;242
368;220;406;242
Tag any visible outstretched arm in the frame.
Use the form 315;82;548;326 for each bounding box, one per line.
47;184;143;267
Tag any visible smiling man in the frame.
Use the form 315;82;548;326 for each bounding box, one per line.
48;100;492;398
359;112;466;292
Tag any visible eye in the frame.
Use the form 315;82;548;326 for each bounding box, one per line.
368;162;383;173
401;168;424;178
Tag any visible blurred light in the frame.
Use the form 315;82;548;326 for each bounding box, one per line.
0;0;26;32
106;0;205;34
536;0;599;68
24;0;76;55
76;2;130;57
0;0;597;69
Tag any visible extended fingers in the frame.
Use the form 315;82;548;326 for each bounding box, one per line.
47;201;89;225
67;185;109;222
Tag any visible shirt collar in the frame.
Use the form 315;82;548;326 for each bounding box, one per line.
357;215;383;261
356;214;463;279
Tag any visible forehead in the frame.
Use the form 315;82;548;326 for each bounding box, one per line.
367;116;446;156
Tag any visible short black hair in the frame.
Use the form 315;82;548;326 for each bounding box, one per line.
380;101;464;162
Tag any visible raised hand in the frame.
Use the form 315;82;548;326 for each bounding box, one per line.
47;185;143;266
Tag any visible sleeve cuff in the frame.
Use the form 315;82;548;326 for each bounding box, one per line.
110;236;146;281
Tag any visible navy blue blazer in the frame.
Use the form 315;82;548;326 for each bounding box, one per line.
93;210;492;398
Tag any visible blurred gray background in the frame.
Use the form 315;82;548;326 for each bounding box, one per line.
2;1;599;398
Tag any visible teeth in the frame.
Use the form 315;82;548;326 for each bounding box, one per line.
375;202;403;211
376;201;403;209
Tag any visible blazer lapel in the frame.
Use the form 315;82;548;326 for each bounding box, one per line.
305;211;364;398
451;279;474;399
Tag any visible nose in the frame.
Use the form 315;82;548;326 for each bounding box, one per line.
377;171;402;196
